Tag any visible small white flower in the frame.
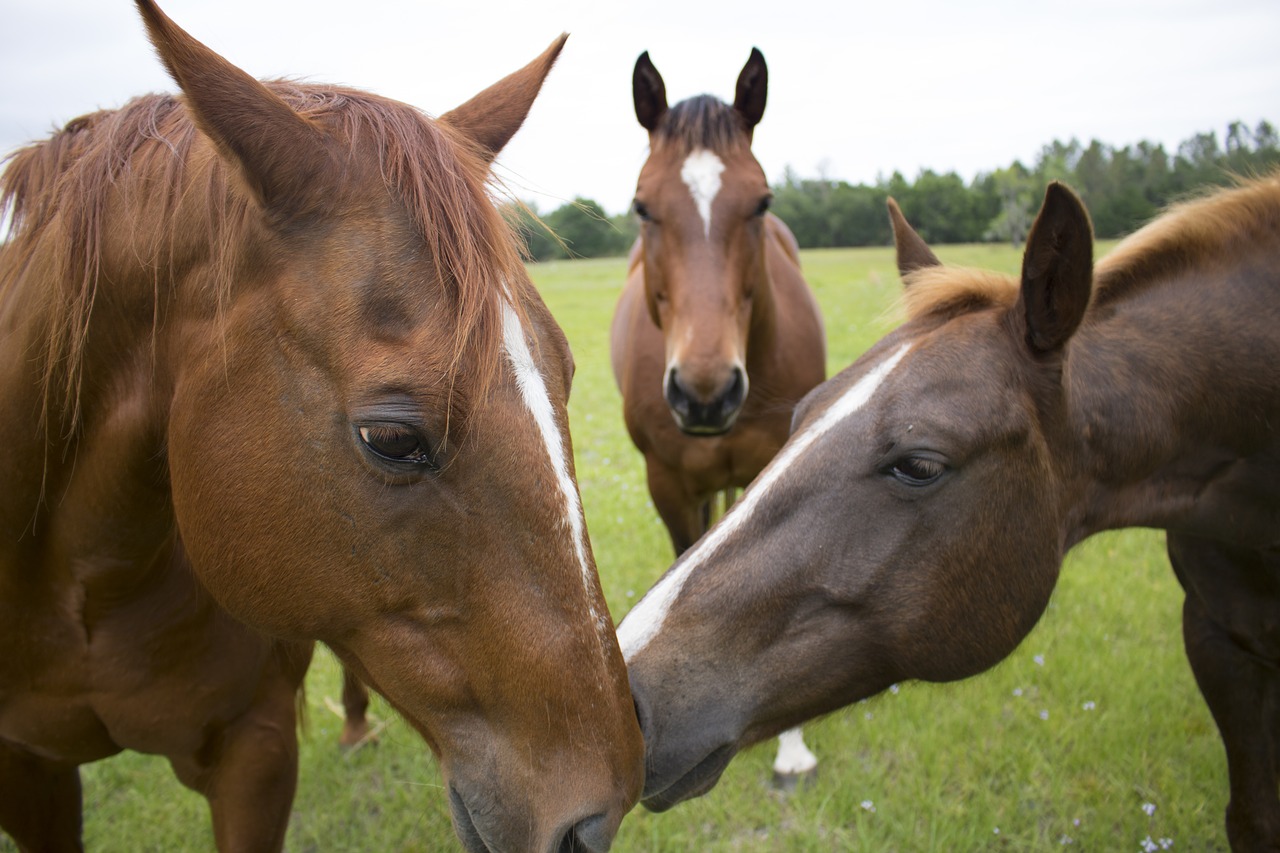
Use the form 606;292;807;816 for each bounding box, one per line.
1013;687;1024;697
1073;818;1081;827
860;800;876;813
626;590;635;598
864;711;873;721
889;684;900;694
1040;710;1050;721
1159;839;1173;850
1142;803;1157;817
993;828;1000;835
1060;834;1074;845
1082;701;1096;711
1140;836;1158;853
1034;654;1045;666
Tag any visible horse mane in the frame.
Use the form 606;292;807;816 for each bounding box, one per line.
1092;171;1280;302
651;95;750;155
0;81;528;432
900;267;1019;321
900;172;1280;324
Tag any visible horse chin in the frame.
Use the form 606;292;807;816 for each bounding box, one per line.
640;742;738;812
448;785;494;853
670;410;740;437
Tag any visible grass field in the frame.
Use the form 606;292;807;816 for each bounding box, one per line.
4;244;1230;852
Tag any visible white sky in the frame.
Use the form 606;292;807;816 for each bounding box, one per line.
2;0;1277;216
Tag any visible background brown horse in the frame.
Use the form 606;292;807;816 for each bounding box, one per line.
620;178;1280;851
0;2;641;851
609;48;826;556
609;47;827;788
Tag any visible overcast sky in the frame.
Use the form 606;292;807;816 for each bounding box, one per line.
2;0;1277;216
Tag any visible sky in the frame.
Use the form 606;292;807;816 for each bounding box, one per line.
2;0;1277;216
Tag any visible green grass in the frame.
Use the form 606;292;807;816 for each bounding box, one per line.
4;244;1229;852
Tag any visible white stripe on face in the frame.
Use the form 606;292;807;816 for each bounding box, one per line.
680;149;725;239
617;342;913;660
502;303;603;630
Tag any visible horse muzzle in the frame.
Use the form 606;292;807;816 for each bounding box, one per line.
664;364;747;436
448;782;623;853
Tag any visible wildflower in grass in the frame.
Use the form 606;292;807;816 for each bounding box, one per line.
1040;710;1049;721
1082;701;1096;711
1140;836;1159;852
1034;654;1045;666
1060;834;1074;845
1142;803;1157;817
1013;687;1024;697
993;828;1000;836
860;800;876;813
864;711;873;721
1159;839;1173;849
889;684;899;695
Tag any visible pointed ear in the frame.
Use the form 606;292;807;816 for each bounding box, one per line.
134;0;334;218
887;197;940;279
733;48;767;134
1016;182;1094;354
440;34;568;165
633;51;668;133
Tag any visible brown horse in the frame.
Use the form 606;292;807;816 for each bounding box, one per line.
609;48;826;556
619;178;1280;851
610;47;827;787
0;3;642;852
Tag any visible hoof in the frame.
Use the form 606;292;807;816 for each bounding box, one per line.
338;722;373;751
771;767;818;793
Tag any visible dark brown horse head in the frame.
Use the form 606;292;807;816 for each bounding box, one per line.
55;3;641;849
619;184;1095;810
630;49;773;435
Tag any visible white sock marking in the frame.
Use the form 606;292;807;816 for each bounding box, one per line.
502;303;602;629
773;727;818;775
681;149;725;239
617;342;913;659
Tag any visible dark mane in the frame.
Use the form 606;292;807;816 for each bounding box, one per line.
0;81;528;429
652;95;749;155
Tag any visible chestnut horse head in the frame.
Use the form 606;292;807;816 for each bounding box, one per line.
629;48;773;435
0;2;641;850
620;177;1280;845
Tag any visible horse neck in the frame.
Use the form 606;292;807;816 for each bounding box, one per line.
1060;248;1280;547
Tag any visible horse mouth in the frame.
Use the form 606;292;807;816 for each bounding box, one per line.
641;743;738;812
448;785;495;853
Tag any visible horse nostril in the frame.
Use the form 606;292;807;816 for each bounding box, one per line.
725;366;746;408
561;812;612;853
664;367;691;416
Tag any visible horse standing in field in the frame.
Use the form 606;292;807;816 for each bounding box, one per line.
609;48;827;786
619;178;1280;852
0;3;642;851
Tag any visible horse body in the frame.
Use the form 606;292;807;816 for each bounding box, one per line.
0;3;642;851
620;177;1280;849
609;49;825;556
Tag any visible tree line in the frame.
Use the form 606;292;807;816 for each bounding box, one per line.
511;120;1279;260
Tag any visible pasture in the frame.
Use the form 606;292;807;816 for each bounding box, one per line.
3;243;1228;852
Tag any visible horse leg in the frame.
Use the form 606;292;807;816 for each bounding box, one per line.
338;666;372;749
771;726;818;792
0;742;84;852
645;457;705;556
168;661;305;852
1168;533;1280;852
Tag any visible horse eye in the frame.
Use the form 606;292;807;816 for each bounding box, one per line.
358;424;434;467
633;199;652;222
754;195;773;217
891;456;946;486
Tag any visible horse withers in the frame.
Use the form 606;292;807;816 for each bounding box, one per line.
619;179;1280;850
0;3;642;851
610;48;826;789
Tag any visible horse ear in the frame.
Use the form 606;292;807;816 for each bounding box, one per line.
1016;182;1094;354
633;52;668;132
887;197;941;279
134;0;333;219
440;33;568;165
733;48;768;134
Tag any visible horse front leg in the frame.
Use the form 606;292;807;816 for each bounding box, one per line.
645;457;707;556
338;666;372;749
168;649;308;853
0;741;84;852
1169;533;1280;852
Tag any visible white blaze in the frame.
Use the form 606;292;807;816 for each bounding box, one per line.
617;342;913;659
502;303;602;629
680;149;725;239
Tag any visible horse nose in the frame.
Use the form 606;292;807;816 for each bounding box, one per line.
557;812;613;852
664;364;747;435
